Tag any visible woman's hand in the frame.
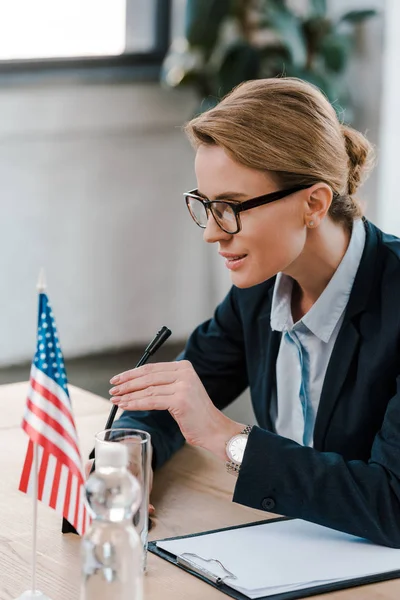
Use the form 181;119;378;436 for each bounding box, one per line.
109;360;245;461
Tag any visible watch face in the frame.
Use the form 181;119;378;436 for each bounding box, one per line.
227;435;247;464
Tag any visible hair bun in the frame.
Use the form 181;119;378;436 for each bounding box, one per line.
341;125;374;196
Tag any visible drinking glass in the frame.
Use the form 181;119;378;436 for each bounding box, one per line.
95;428;151;571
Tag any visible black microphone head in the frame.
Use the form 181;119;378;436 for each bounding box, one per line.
145;326;172;355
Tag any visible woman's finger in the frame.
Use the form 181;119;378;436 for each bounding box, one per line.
110;360;191;385
111;383;175;405
113;393;171;412
109;371;178;396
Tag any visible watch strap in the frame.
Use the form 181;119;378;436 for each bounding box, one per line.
225;425;252;477
239;425;252;436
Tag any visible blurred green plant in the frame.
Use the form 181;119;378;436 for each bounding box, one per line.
161;0;378;119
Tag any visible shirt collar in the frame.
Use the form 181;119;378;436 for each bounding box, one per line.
270;219;366;342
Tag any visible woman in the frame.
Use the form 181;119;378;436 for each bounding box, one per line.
109;78;400;547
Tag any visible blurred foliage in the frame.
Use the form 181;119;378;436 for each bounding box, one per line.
161;0;378;119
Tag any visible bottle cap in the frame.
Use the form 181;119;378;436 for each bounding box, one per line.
95;442;129;469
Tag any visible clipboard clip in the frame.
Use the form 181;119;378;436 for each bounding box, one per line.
176;552;237;586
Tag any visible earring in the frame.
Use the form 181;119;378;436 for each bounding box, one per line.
308;220;315;227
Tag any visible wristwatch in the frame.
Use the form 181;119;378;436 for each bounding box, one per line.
225;425;252;476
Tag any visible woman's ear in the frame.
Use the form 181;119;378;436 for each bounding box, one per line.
304;184;333;228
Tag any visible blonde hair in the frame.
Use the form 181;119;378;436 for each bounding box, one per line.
184;78;375;229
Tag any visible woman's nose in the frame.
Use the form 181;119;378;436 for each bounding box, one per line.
203;214;232;244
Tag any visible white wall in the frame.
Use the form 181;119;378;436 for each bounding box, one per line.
0;0;385;367
376;0;400;232
0;82;224;366
328;0;385;222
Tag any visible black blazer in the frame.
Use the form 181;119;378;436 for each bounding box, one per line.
116;220;400;547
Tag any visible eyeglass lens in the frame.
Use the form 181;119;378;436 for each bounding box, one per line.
187;197;238;233
187;197;208;227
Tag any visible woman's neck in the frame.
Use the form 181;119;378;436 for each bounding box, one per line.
286;218;352;321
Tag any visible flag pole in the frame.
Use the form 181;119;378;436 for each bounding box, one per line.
15;269;52;600
31;271;45;594
31;443;39;594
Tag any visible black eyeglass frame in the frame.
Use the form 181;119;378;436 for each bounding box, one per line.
184;184;312;234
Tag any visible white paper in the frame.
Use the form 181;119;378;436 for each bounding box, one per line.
156;519;400;599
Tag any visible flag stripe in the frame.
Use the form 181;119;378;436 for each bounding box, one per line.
30;376;75;429
22;409;84;478
28;386;79;447
64;472;72;519
74;485;80;531
49;459;62;510
31;446;43;496
41;453;57;506
32;365;72;406
26;397;81;458
56;464;69;515
22;419;84;485
19;440;34;493
69;475;78;527
38;449;49;501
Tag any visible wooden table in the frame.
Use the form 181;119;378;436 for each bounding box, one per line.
0;382;399;600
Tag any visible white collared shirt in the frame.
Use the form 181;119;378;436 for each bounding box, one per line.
269;219;366;446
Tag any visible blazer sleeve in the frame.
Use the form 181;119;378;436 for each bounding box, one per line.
233;375;400;548
114;286;248;470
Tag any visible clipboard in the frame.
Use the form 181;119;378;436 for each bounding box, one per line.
148;517;400;600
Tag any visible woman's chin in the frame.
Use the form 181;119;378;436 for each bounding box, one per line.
230;271;261;289
230;268;276;289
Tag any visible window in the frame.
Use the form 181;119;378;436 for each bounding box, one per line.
0;0;171;77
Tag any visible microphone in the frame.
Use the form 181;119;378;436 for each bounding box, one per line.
62;326;172;535
92;326;172;471
103;326;172;433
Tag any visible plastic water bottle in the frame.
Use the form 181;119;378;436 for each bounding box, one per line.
81;442;143;600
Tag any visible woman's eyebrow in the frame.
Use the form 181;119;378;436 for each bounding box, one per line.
197;190;248;200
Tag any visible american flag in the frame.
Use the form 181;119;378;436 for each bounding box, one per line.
19;292;89;536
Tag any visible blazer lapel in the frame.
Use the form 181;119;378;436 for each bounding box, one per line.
314;320;359;450
313;219;379;450
258;286;281;429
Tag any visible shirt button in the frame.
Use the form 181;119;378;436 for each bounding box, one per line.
261;497;276;511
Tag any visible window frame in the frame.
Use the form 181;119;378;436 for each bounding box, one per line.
0;0;171;82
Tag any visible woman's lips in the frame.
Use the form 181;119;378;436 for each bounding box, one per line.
220;253;248;270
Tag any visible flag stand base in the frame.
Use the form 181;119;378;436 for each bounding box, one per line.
14;591;53;599
62;517;78;535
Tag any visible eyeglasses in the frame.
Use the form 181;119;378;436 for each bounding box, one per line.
184;185;311;234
